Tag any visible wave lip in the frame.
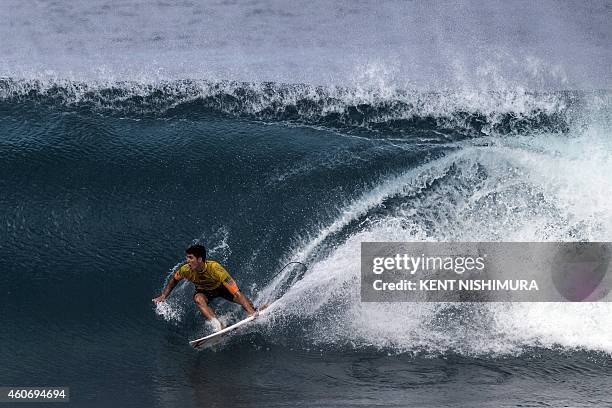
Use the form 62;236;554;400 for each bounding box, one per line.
0;77;586;137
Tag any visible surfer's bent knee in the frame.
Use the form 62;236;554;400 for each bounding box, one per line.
194;293;209;304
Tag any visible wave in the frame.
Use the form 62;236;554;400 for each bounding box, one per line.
0;77;595;138
256;122;612;356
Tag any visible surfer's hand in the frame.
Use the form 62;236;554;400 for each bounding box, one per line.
251;303;269;318
152;295;166;304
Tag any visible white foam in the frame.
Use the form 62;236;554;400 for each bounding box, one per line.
154;299;184;324
266;121;612;355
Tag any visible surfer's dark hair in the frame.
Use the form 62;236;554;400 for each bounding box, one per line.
186;244;206;260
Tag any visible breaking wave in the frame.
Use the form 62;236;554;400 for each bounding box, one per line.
256;110;612;356
1;77;596;139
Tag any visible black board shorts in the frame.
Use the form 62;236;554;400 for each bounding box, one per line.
194;285;235;303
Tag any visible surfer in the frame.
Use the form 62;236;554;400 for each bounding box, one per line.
153;244;259;331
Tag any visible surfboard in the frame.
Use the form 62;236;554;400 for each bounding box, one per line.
189;303;273;349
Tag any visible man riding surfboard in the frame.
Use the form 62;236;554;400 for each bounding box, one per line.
153;244;259;331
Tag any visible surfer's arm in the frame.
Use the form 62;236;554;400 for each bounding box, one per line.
153;274;182;303
223;278;257;315
233;291;258;316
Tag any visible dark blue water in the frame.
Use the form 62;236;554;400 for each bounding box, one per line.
2;1;612;407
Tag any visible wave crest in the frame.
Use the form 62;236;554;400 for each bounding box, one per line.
0;77;584;137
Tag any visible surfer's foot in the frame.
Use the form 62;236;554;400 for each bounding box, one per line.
210;318;225;332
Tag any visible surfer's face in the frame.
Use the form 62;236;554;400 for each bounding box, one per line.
186;254;203;270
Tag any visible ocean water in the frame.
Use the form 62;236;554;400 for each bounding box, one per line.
1;1;611;407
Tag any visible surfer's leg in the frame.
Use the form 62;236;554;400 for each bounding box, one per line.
194;293;217;320
194;293;225;330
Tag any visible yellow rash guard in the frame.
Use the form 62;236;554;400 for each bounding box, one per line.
174;260;240;295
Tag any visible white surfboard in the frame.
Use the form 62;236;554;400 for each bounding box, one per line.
189;303;273;349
